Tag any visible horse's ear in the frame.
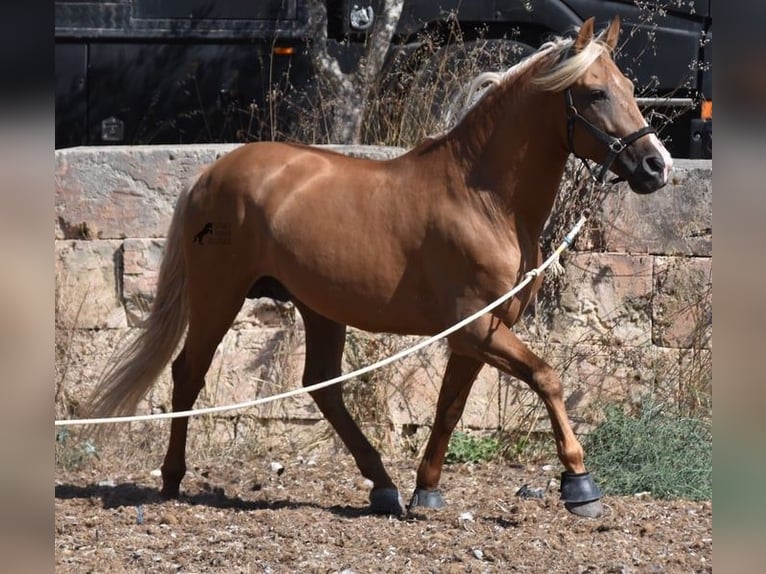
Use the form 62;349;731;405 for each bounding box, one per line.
605;15;621;51
574;17;596;52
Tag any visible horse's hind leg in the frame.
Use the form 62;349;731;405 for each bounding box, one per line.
298;304;403;515
410;353;484;509
160;277;247;499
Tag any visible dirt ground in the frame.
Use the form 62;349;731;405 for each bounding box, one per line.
55;446;712;574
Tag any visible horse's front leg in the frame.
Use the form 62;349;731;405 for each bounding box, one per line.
410;353;483;510
443;316;604;518
298;304;404;515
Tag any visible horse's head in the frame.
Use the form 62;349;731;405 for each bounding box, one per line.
560;16;672;194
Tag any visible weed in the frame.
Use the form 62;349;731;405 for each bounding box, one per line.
55;428;99;470
446;431;500;464
339;330;408;455
583;397;711;499
498;430;557;463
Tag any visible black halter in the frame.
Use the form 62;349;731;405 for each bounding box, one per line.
565;87;656;184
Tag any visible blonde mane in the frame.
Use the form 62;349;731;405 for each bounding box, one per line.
445;28;612;128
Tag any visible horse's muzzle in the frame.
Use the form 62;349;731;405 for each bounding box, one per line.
627;153;669;194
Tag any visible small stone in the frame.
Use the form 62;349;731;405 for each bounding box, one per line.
542;464;554;471
160;513;178;526
354;478;374;491
516;484;544;499
472;548;484;560
269;461;285;475
634;491;652;499
150;469;162;478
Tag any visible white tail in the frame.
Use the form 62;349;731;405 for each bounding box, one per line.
86;183;192;419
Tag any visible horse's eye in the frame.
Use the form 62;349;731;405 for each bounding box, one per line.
590;89;608;101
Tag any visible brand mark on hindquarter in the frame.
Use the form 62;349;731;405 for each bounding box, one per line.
192;222;231;245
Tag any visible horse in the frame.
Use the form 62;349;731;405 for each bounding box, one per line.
87;16;672;519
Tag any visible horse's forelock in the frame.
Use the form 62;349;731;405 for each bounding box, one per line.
529;33;613;92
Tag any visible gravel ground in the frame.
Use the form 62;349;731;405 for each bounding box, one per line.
55;450;712;573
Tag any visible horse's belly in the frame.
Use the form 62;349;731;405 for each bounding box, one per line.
280;266;436;335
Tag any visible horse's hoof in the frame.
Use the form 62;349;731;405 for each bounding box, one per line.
159;486;180;500
408;488;445;510
565;499;604;518
369;487;405;516
560;471;603;518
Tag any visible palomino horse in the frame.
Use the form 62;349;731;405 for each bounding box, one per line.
89;17;672;518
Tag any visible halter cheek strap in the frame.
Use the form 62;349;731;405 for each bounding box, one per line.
565;88;655;184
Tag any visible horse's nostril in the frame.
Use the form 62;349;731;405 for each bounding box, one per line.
643;155;664;176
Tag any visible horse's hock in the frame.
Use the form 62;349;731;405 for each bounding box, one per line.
55;145;711;451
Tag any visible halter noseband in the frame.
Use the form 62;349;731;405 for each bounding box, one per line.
565;87;656;184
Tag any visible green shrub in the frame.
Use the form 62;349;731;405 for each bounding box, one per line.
584;398;711;500
446;431;500;464
55;428;99;470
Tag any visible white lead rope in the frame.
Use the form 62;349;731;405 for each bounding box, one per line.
54;212;589;427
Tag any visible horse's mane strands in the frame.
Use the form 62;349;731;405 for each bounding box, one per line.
447;41;564;126
449;27;612;126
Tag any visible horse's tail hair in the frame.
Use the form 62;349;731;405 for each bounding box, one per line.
86;181;193;423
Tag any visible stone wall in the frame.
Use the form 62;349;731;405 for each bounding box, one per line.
55;145;711;454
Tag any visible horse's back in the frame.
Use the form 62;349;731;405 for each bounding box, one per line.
196;142;390;214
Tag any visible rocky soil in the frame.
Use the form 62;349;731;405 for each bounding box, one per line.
55;451;712;573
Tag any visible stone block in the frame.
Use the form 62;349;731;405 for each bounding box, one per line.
56;326;177;419
380;342;447;428
57;147;200;239
122;238;165;325
548;252;653;347
460;369;504;429
232;299;298;330
597;159;712;256
55;328;136;418
653;256;712;349
55;240;126;329
342;336;527;432
55;326;314;423
198;328;320;421
317;144;406;160
532;342;657;430
55;144;406;240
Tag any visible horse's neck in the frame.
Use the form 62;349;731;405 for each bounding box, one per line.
446;82;569;238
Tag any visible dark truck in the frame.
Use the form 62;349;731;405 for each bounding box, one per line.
55;1;712;158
